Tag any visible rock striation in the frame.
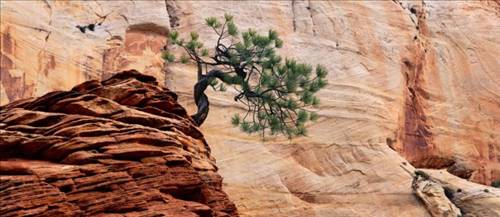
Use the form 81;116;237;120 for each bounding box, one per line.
1;1;499;216
0;70;237;217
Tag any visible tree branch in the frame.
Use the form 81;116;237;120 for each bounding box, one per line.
191;69;227;126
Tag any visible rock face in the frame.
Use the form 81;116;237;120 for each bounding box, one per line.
413;169;500;217
412;173;462;217
1;1;499;217
0;70;237;217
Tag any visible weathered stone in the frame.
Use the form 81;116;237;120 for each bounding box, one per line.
1;1;499;217
0;71;237;217
412;173;462;217
414;169;500;217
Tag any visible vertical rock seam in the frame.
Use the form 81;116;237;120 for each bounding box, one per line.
165;0;180;29
291;0;297;32
397;1;454;169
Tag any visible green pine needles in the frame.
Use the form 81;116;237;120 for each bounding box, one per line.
162;14;328;138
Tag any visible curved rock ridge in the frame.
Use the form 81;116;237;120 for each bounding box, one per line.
0;70;237;217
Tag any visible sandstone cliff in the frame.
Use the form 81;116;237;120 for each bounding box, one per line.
1;1;499;217
0;70;237;216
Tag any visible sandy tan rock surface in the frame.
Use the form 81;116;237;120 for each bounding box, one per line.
1;1;499;217
414;169;500;217
0;71;237;216
412;172;462;217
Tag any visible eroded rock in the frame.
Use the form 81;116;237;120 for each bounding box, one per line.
0;70;237;217
413;169;500;217
412;172;462;217
1;1;499;216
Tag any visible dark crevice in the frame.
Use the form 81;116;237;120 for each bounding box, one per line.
58;184;73;193
443;186;455;200
291;0;297;32
76;23;97;33
162;186;203;202
391;0;419;33
42;0;52;11
94;185;114;192
410;7;417;14
447;162;473;179
76;11;110;33
165;0;180;28
28;115;66;127
120;14;130;25
195;210;214;217
308;0;316;35
386;137;396;150
165;159;189;167
44;32;51;42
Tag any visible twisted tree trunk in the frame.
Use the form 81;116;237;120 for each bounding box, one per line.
191;69;226;126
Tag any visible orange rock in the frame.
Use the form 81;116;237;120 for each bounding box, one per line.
1;1;499;216
0;71;238;217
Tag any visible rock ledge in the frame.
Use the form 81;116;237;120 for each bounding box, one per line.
0;70;238;217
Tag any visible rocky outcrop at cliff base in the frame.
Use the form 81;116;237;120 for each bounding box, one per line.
412;169;500;217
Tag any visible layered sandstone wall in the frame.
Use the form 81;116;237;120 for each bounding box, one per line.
1;1;499;217
0;71;237;216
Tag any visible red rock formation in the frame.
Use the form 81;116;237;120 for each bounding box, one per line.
395;3;449;169
0;70;237;217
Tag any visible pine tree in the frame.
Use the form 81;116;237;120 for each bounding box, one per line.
163;14;328;138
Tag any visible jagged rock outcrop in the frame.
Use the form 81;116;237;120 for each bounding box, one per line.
413;169;500;217
1;1;499;217
412;173;462;217
0;70;237;217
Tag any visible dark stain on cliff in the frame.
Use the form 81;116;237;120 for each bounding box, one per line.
400;56;433;163
101;23;168;80
38;51;57;76
398;2;454;169
1;30;35;103
400;53;454;169
126;23;169;36
165;0;180;28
